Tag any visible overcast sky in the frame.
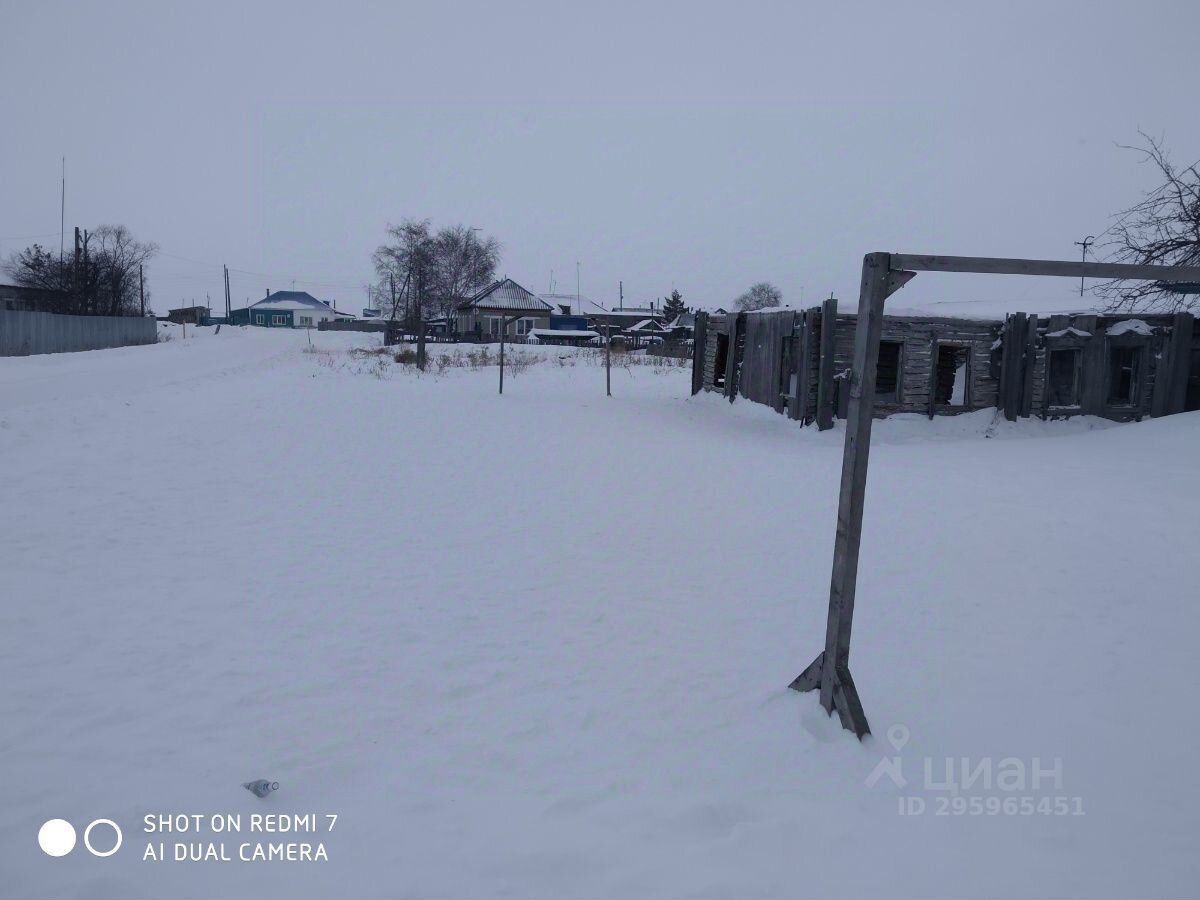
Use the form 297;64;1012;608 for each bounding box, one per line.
2;1;1198;315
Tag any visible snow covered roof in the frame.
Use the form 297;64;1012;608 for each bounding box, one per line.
665;313;695;329
529;328;599;340
459;278;553;313
1107;318;1154;336
626;318;668;332
249;291;349;315
539;293;609;316
597;308;664;319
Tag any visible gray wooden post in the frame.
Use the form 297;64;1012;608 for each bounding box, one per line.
416;317;427;370
790;252;896;739
816;296;838;430
724;313;742;401
788;251;1200;739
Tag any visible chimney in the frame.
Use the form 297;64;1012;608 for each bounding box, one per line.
265;289;270;298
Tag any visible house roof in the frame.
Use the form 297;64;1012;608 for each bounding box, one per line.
539;293;609;316
627;318;669;332
529;328;600;340
250;291;345;313
595;308;664;319
665;313;696;329
459;278;552;313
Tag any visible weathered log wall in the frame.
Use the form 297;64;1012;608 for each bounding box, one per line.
694;306;1198;426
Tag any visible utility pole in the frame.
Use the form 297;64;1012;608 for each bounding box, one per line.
81;229;89;313
224;265;231;319
59;157;65;265
576;261;581;313
1074;236;1096;296
139;264;145;316
73;227;82;308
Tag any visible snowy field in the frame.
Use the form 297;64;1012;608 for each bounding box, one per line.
1;326;1198;899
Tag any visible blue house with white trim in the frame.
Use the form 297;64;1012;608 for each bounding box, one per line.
231;291;355;328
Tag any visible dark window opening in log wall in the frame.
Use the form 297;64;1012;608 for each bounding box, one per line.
1188;346;1200;412
1107;346;1142;406
1047;348;1081;408
875;341;902;400
934;345;970;406
713;332;729;386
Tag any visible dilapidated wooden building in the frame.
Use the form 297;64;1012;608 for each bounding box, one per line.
693;304;1199;425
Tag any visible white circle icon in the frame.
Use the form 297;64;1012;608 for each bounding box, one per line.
83;819;123;857
38;819;77;857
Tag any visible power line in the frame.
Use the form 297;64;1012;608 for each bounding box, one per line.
154;250;366;291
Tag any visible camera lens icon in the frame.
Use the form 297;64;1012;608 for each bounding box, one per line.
38;818;123;858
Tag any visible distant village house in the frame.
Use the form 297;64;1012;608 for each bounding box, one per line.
231;291;354;328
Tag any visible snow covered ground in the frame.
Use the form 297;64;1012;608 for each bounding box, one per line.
1;327;1197;898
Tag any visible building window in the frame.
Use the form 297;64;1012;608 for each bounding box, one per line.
1047;348;1081;407
272;315;286;325
298;315;312;327
255;314;265;325
934;345;970;406
875;341;902;401
1107;346;1142;406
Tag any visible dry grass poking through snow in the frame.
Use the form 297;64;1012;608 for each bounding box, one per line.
328;343;690;379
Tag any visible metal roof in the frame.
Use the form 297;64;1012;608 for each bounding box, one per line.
459;278;553;312
627;318;669;332
251;291;338;311
539;293;609;316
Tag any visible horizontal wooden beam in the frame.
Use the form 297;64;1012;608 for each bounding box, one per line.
889;254;1200;283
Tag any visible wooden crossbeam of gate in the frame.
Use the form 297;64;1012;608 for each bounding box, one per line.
791;252;1200;740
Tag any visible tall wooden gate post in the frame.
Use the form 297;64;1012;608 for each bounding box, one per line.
788;251;1200;740
790;252;912;739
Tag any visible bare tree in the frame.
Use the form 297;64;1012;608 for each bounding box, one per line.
91;225;157;316
3;224;156;316
734;282;783;312
3;243;70;294
372;219;501;321
432;225;501;316
1097;132;1200;313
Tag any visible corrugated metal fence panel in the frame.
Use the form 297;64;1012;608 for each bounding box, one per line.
0;308;157;356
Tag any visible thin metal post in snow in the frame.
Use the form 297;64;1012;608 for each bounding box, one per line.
499;315;506;394
606;320;611;396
